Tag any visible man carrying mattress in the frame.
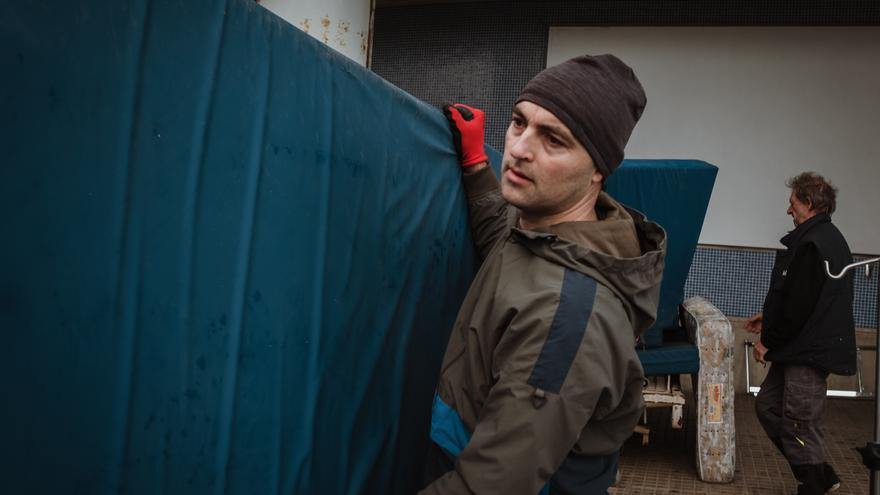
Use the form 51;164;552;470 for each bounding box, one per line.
420;55;666;495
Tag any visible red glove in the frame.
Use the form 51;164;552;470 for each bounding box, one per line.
443;103;488;167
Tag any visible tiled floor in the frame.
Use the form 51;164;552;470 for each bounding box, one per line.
610;392;873;494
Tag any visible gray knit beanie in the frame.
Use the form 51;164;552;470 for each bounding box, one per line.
516;54;646;177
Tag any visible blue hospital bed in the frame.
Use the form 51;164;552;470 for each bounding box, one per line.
608;161;735;483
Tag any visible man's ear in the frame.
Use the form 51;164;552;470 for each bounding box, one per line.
591;171;604;185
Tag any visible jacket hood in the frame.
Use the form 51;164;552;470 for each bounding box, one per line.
511;191;667;337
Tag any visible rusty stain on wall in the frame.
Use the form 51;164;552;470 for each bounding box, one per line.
321;15;331;44
358;31;367;55
335;20;351;47
260;4;368;65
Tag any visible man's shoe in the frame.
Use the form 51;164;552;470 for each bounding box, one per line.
796;482;824;495
792;464;825;495
823;463;840;493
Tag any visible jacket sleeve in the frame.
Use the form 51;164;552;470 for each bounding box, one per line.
762;243;824;350
461;166;513;261
419;276;638;495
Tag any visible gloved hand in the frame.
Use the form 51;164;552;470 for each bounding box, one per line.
442;103;489;167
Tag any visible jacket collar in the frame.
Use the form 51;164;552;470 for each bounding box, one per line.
780;213;830;248
510;192;642;259
509;194;667;338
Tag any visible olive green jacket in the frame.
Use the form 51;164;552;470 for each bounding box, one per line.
420;167;666;495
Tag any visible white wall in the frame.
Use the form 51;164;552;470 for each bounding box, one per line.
261;0;372;65
548;27;880;253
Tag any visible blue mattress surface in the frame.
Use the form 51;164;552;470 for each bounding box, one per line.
0;1;499;493
637;341;701;376
606;160;717;348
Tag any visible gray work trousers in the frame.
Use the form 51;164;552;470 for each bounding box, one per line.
755;363;829;466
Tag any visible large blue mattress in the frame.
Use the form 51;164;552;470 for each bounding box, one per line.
0;1;498;493
607;160;717;348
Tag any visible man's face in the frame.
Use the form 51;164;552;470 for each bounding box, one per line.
787;191;816;226
500;101;603;218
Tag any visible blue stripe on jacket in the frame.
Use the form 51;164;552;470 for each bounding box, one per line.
528;269;597;393
429;393;471;458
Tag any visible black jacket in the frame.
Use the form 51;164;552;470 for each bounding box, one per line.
761;213;857;375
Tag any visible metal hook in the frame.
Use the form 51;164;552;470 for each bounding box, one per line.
824;257;880;279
